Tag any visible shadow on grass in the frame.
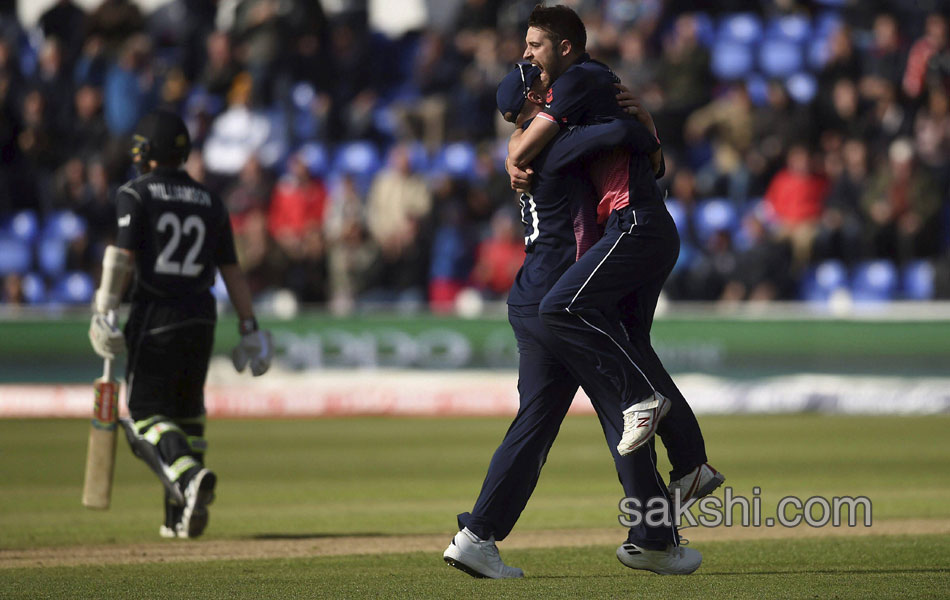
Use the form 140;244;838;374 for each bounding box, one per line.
529;567;949;579
249;532;389;540
699;567;950;576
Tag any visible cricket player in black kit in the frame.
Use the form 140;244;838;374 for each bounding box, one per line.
88;110;273;539
445;63;685;579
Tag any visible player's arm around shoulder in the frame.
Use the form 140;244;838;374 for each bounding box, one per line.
219;263;273;377
508;114;559;171
506;129;535;194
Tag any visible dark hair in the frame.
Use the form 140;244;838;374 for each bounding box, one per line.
528;4;587;52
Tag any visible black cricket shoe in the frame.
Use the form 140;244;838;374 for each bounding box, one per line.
176;467;216;539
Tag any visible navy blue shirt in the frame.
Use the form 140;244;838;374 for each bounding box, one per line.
540;53;665;218
540;54;625;127
508;118;659;306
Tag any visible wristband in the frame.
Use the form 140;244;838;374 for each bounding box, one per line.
239;317;258;335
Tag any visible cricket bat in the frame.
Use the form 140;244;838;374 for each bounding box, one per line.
82;311;120;510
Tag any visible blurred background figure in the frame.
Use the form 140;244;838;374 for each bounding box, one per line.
861;138;941;263
2;0;949;309
764;144;829;272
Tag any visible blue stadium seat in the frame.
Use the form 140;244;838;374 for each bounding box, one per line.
807;33;832;70
296;142;330;176
51;271;94;305
745;74;769;106
694;198;738;242
901;260;935;300
1;209;39;243
760;39;803;78
767;15;811;43
184;87;225;118
21;272;46;304
718;13;763;44
692;13;717;47
815;11;843;37
0;235;32;275
432;142;477;179
663;197;690;238
373;104;400;140
851;260;898;302
291;81;316;111
786;72;817;104
42;211;86;242
332;141;382;179
404;141;430;174
801;259;848;302
37;237;67;277
259;107;290;169
292;109;321;142
711;40;754;80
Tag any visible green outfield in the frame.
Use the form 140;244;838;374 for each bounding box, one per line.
1;415;948;598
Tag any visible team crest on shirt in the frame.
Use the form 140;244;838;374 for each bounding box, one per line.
545;87;553;105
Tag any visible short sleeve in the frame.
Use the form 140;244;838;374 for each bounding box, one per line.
540;68;592;126
114;185;144;251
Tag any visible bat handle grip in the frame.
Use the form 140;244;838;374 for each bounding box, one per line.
103;310;117;380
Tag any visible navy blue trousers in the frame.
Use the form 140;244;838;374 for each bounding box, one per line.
539;203;707;481
457;304;678;550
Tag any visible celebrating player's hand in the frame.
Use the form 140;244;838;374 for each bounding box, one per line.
506;156;534;193
89;313;125;359
615;84;657;137
232;329;273;376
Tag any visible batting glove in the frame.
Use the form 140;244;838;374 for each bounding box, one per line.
232;328;273;376
89;313;125;359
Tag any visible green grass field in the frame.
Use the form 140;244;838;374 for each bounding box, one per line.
1;415;948;599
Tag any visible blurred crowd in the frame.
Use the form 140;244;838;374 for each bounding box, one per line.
1;0;949;311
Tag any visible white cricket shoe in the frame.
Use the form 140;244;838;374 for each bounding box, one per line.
443;527;524;579
616;542;702;575
669;463;725;504
617;393;671;456
159;525;177;539
177;468;216;539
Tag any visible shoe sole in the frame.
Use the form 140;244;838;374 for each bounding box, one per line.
443;554;490;579
618;395;671;456
692;471;725;501
616;546;702;575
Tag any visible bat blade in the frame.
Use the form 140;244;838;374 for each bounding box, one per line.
82;375;119;509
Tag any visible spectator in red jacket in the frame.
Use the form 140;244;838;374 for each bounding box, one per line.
268;151;328;245
903;14;947;100
764;144;829;271
470;209;524;299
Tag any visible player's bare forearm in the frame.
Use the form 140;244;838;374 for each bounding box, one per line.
219;263;255;321
615;83;663;177
506;129;533;193
615;84;657;138
509;116;558;169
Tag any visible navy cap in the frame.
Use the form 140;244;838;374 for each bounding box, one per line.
496;63;541;123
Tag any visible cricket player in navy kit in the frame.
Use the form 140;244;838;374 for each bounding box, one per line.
88;110;273;538
444;64;691;578
506;4;723;572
